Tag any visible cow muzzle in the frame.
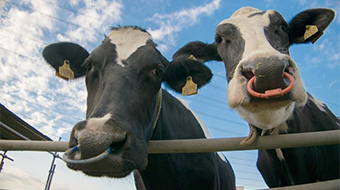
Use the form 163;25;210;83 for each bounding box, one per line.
242;56;295;99
63;126;126;164
62;119;139;177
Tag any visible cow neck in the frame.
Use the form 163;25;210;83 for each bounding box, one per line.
260;126;294;186
152;88;162;130
145;88;162;140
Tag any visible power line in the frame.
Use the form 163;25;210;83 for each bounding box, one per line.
196;101;228;112
234;168;260;175
213;72;226;79
0;46;38;62
226;155;257;162
0;3;99;48
208;125;244;136
0;28;44;44
34;0;109;26
196;110;247;127
8;1;96;33
0;90;83;124
0;33;43;55
197;94;227;104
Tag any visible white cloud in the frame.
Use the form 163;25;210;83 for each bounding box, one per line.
0;158;133;190
0;0;6;10
0;166;47;190
147;0;221;51
292;0;308;6
328;79;339;89
330;53;340;61
0;161;74;190
56;0;123;47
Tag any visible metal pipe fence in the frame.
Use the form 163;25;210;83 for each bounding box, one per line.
1;130;339;153
1;130;339;190
261;179;340;190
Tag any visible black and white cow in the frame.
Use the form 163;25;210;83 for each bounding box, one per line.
167;7;340;187
42;26;235;190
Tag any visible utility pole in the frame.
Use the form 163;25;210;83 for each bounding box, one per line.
44;137;61;190
0;151;14;173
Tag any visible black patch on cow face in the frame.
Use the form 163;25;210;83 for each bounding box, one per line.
248;11;267;18
264;11;290;55
82;39;119;117
215;23;245;81
128;44;167;96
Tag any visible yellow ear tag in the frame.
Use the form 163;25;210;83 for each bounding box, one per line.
188;55;197;61
182;76;198;96
57;60;74;80
304;25;318;41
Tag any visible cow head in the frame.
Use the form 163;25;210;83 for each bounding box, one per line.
42;26;212;178
169;7;335;130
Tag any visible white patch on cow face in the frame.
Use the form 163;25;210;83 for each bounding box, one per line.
108;28;152;67
74;113;112;141
86;113;112;131
218;7;307;130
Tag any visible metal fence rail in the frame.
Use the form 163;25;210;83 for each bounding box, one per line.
1;130;339;153
261;179;340;190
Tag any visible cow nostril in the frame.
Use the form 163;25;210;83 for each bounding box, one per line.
110;136;127;152
285;66;293;74
242;71;254;80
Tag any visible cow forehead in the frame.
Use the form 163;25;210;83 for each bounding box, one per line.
108;28;153;67
217;7;282;59
218;7;277;29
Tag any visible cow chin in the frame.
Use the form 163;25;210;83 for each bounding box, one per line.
67;144;148;178
69;156;147;178
236;101;295;130
227;81;295;130
227;68;307;130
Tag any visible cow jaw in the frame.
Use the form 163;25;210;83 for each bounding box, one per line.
236;101;295;130
227;57;307;130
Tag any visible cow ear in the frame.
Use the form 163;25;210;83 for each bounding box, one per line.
162;41;219;94
173;41;222;62
42;42;89;80
163;57;213;94
288;8;335;44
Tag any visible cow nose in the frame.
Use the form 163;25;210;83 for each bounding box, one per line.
244;57;291;94
69;119;127;160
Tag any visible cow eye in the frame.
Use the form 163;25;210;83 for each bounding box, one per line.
82;60;93;71
280;23;288;32
151;65;164;77
215;35;223;44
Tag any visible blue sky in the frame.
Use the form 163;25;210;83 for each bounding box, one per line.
0;0;339;189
